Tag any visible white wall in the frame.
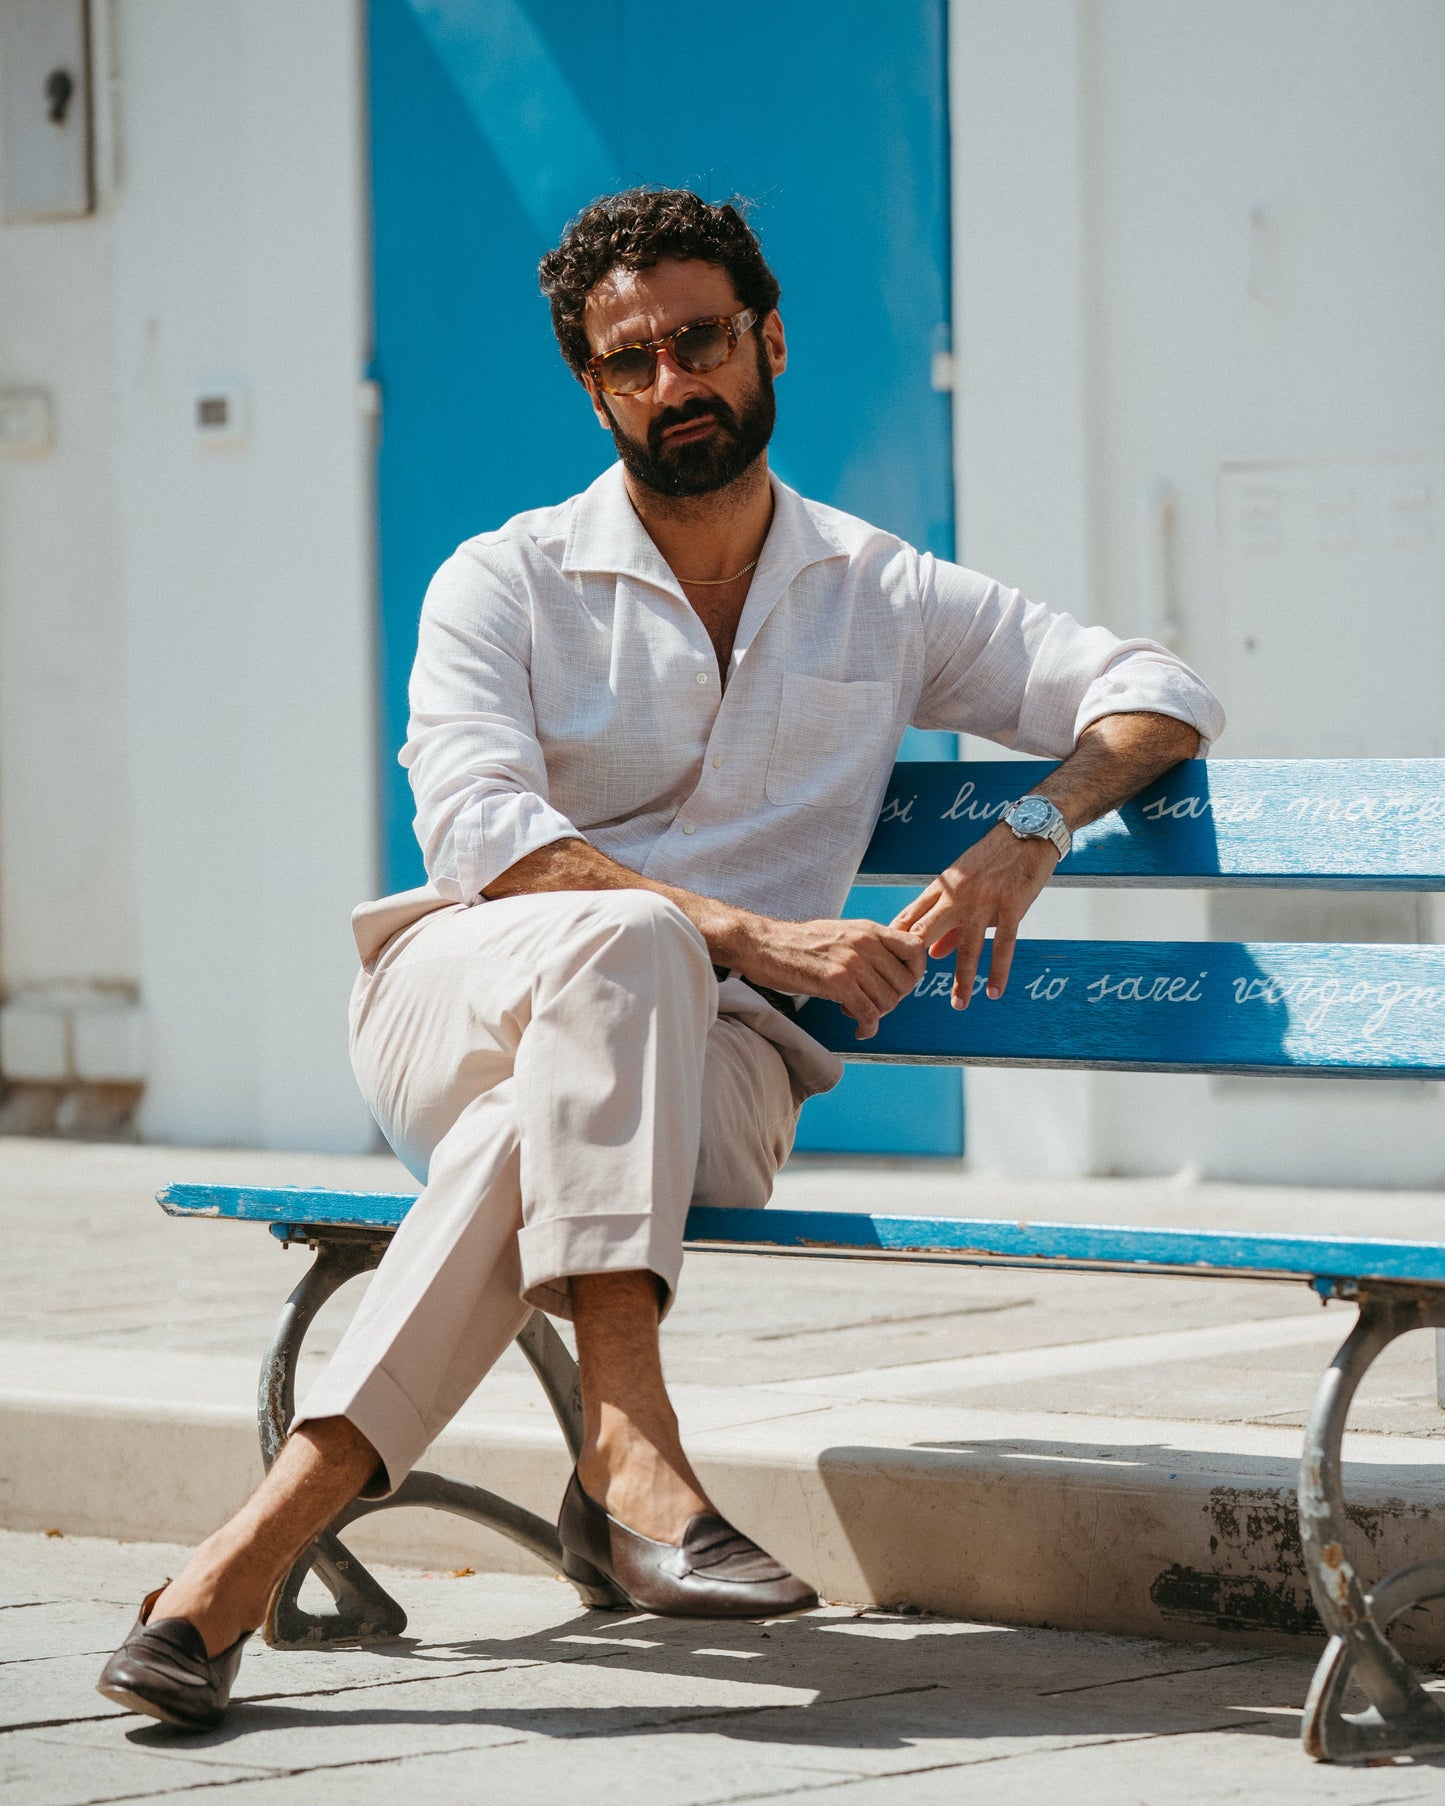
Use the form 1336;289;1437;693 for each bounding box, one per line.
0;0;379;1150
950;0;1445;1186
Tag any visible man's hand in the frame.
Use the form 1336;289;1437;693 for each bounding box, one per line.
890;828;1058;1009
888;711;1202;1009
729;914;928;1041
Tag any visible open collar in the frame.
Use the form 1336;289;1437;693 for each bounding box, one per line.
560;461;850;614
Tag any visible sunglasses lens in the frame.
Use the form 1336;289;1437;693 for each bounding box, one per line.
597;347;655;394
673;321;731;373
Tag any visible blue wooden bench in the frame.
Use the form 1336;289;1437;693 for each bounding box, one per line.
160;756;1445;1765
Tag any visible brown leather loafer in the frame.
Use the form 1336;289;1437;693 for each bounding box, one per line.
558;1470;818;1618
97;1586;251;1730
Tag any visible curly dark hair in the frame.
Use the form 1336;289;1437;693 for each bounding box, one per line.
538;187;782;381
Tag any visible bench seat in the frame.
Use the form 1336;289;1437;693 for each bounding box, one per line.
161;1185;1445;1295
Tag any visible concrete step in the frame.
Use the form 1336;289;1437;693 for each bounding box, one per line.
5;1333;1445;1661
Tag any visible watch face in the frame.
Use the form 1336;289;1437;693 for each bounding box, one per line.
1012;797;1054;833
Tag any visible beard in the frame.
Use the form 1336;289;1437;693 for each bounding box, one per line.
601;344;776;499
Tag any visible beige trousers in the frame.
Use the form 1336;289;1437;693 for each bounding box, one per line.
295;887;819;1492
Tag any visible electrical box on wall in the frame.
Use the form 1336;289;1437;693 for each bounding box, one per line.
0;0;94;223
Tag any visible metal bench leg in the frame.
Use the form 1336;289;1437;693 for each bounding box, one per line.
1299;1290;1445;1763
258;1229;614;1647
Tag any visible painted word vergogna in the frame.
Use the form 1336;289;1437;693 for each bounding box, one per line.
905;966;1444;1038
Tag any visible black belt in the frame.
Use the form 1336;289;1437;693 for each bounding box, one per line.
713;964;800;1021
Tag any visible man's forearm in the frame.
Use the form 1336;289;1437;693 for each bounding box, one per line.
483;837;753;967
1030;711;1200;832
482;835;927;1034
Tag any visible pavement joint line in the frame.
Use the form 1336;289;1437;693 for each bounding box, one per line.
754;1308;1351;1400
233;1655;541;1706
1033;1651;1276;1696
702;1777;879;1805
752;1299;1032;1342
791;1718;1255;1793
3;1712;129;1736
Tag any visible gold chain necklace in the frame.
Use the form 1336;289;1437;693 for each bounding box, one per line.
677;558;758;587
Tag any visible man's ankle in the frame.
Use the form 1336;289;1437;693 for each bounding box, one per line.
152;1549;266;1655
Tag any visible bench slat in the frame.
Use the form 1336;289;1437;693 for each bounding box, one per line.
158;1183;416;1229
798;939;1445;1077
682;1207;1445;1288
862;760;1445;887
154;1186;1445;1289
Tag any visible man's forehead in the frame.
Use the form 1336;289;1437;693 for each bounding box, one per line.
584;259;742;350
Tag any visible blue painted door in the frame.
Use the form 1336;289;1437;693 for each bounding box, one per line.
368;0;961;1155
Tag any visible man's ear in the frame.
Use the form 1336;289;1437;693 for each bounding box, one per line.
763;309;787;381
583;374;613;431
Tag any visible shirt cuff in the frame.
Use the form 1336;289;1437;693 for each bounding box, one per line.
450;790;584;904
1073;651;1226;755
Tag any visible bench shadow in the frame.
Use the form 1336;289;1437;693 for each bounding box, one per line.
121;1591;1422;1758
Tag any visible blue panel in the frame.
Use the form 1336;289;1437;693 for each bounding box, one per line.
368;0;953;894
864;760;1445;887
156;1185;1445;1290
797;939;1445;1077
369;0;616;894
369;0;955;1157
793;726;961;1156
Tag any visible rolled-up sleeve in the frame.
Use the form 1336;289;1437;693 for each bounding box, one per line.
913;556;1226;754
401;548;582;904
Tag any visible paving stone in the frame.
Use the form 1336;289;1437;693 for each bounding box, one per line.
0;1727;278;1806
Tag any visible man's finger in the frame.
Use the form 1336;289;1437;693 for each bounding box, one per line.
867;927;929;989
843;982;883;1039
901;898;948;950
852;961;903;1021
891;886;937;932
986;920;1019;999
951;924;986;1010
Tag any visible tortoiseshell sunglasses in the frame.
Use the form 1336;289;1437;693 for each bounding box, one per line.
586;308;758;396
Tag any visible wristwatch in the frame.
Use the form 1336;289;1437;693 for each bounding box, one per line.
1001;794;1072;859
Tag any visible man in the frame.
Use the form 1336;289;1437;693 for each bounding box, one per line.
100;188;1223;1727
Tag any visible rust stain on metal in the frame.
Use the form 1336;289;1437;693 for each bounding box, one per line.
1323;1542;1344;1570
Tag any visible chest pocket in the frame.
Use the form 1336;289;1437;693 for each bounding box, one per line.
765;673;894;809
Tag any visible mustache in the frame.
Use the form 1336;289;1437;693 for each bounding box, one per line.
647;394;740;458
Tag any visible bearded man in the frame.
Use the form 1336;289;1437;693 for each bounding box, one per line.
101;188;1223;1726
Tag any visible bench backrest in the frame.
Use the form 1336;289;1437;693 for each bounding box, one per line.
797;759;1445;1078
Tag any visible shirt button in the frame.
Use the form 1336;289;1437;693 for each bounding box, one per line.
681;823;697;835
712;754;723;768
695;671;709;685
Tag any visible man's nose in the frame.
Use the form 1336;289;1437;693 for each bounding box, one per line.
651;346;706;406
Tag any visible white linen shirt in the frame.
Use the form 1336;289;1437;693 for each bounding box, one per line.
402;462;1224;921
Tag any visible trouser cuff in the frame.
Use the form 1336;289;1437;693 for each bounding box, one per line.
518;1210;685;1322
